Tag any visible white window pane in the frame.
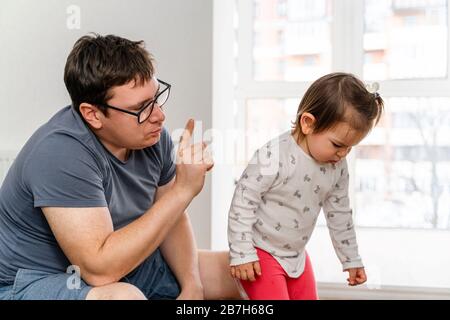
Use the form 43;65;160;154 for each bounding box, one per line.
364;0;448;80
245;99;298;157
355;97;450;229
253;0;332;81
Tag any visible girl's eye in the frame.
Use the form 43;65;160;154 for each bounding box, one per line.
332;142;342;148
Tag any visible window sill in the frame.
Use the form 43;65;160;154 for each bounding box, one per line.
317;282;450;300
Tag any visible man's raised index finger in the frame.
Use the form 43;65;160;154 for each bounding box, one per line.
179;119;194;148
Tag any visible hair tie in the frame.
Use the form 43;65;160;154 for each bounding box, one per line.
365;82;380;99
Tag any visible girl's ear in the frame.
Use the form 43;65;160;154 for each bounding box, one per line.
300;112;316;135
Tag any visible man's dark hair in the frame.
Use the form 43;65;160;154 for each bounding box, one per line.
64;33;154;114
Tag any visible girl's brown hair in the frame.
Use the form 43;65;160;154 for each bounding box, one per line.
292;72;384;137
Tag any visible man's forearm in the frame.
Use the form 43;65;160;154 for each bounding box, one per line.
160;212;202;292
87;187;193;285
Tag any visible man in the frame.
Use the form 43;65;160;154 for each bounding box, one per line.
0;34;240;300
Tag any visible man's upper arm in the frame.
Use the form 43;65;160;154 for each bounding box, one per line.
42;206;113;278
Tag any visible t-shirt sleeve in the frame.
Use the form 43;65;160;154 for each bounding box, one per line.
228;144;280;266
158;127;176;186
323;160;364;270
23;133;108;208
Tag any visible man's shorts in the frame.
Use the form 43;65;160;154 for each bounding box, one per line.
0;248;180;300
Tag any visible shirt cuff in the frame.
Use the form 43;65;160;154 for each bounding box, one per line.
229;253;259;266
342;260;364;271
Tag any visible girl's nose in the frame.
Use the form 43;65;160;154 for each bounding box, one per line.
337;147;351;158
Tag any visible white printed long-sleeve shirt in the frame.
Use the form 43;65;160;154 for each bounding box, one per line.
228;130;364;278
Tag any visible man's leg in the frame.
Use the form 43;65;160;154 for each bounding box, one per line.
86;282;147;300
198;250;241;299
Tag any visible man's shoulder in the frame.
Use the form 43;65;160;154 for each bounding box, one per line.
36;106;98;150
20;106;104;169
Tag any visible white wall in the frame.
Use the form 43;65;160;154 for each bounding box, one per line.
0;0;213;248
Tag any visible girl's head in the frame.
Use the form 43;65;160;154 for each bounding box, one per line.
292;72;384;164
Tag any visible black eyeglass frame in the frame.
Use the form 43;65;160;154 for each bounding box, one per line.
97;79;171;124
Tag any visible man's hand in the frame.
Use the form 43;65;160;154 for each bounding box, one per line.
174;119;214;199
345;267;367;286
230;261;261;282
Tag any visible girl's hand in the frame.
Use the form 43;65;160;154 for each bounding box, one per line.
230;261;261;282
345;267;367;286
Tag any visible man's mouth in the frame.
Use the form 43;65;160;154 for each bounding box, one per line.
150;127;162;134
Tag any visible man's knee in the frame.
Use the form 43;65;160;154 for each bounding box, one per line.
86;282;146;300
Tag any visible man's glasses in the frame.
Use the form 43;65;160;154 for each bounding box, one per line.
98;79;171;124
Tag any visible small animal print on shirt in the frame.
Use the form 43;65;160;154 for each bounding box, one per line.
230;212;241;221
261;196;267;205
290;155;296;165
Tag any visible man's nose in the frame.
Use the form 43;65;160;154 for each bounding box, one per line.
148;104;165;122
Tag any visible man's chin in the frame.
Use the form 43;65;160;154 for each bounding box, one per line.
142;133;161;147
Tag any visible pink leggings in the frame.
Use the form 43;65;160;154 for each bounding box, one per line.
240;248;318;300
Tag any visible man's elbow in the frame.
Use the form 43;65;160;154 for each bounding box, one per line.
77;261;122;287
81;271;120;287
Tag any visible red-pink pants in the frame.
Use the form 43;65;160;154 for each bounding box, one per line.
240;247;318;300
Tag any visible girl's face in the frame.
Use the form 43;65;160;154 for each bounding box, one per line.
298;113;369;164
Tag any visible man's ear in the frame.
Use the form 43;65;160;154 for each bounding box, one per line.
79;103;104;129
300;112;316;135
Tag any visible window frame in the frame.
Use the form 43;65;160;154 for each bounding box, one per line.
212;0;450;292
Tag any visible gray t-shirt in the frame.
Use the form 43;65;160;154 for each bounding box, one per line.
0;106;176;285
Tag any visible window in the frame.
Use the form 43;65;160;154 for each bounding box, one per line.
364;0;448;80
213;0;450;291
355;97;450;229
253;0;332;81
